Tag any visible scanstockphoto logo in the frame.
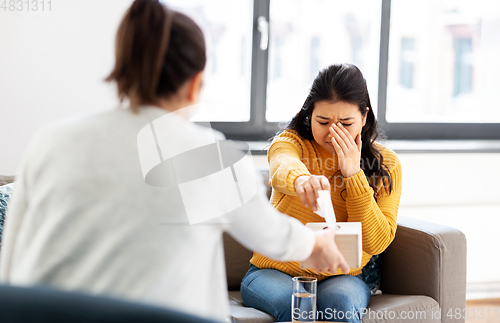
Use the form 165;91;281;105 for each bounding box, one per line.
136;110;258;225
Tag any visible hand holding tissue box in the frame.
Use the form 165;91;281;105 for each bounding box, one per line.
304;190;362;269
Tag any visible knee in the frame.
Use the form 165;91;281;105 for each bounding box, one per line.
241;285;291;322
273;305;292;322
262;292;292;322
318;292;359;312
239;270;293;322
337;293;363;311
318;292;368;322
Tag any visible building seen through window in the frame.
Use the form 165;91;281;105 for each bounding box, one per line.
266;0;381;122
386;0;500;124
165;0;253;122
399;37;415;89
163;0;500;139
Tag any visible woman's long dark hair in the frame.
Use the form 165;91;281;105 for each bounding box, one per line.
106;0;206;111
288;64;392;198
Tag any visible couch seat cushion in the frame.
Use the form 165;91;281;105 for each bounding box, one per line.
228;291;439;323
228;291;274;323
0;182;15;252
362;294;440;323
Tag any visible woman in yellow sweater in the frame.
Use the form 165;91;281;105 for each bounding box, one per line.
240;64;402;322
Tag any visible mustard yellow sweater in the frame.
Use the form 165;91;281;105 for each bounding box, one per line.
250;130;402;280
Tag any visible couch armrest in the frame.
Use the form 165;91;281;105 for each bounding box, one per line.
380;216;467;323
0;175;15;186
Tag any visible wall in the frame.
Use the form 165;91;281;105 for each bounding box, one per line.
0;0;133;175
397;152;500;299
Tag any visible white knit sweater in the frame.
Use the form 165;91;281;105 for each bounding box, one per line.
0;106;315;321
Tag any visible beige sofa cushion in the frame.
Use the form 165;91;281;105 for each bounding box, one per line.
224;233;253;291
0;176;15;186
229;291;440;323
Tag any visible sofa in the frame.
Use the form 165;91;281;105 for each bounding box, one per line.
0;283;219;323
223;169;467;323
0;172;467;323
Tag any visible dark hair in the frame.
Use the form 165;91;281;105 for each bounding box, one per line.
106;0;206;111
288;63;392;198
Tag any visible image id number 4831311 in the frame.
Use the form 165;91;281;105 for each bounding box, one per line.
447;307;498;320
1;0;52;11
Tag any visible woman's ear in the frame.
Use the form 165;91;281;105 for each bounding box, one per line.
361;107;369;128
187;71;204;104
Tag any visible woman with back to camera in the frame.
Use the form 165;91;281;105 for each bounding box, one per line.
240;64;402;323
0;1;349;322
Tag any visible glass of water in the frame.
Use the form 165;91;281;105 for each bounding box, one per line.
292;276;317;323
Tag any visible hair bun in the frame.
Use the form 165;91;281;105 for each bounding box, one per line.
106;0;206;111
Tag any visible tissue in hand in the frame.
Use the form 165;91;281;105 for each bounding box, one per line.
313;190;337;228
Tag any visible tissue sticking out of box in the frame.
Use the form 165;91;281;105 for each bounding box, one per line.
313;190;336;229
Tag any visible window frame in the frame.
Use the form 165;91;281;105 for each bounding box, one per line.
376;0;500;140
208;0;277;141
207;0;500;141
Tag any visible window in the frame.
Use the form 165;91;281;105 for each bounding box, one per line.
165;0;253;122
167;0;500;140
453;37;473;97
381;0;500;138
265;0;381;122
399;37;415;89
310;37;321;82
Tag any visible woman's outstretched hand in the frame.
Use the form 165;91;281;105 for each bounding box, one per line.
302;228;350;274
294;175;330;211
329;123;362;178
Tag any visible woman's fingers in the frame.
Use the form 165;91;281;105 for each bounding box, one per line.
294;175;331;211
329;127;343;156
332;125;349;155
330;125;349;152
310;177;323;198
304;185;318;211
331;136;344;157
330;124;362;178
337;123;356;146
355;133;362;152
294;176;308;207
295;185;308;208
319;176;331;191
308;176;330;211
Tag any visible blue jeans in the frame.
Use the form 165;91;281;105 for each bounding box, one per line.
241;264;371;323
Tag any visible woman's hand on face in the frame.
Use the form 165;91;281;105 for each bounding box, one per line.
329;123;362;178
294;175;330;211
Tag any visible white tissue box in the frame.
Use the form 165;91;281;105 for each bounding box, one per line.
305;222;362;269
